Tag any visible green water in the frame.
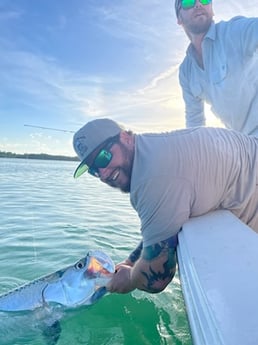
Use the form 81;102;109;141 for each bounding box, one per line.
59;292;192;345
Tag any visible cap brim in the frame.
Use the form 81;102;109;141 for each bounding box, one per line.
73;160;89;178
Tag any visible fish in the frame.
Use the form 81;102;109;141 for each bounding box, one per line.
0;250;115;345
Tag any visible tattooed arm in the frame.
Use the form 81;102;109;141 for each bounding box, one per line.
107;235;178;294
128;240;143;264
116;241;143;268
134;236;177;293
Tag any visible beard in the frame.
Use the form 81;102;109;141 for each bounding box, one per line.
182;13;213;35
188;20;212;35
106;141;134;194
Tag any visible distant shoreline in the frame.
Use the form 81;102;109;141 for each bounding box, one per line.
0;151;79;162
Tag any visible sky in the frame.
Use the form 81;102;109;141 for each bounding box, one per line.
0;0;256;156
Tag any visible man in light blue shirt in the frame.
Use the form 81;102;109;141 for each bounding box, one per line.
175;0;258;136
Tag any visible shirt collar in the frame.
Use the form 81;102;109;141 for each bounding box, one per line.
205;21;216;40
186;21;216;56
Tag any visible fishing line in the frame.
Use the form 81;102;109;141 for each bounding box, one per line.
24;124;75;133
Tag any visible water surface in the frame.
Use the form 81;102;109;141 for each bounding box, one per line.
0;158;192;345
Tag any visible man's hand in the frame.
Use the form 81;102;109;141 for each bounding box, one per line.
107;235;178;294
107;264;135;293
115;258;134;269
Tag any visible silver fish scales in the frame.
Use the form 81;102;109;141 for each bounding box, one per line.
0;250;114;312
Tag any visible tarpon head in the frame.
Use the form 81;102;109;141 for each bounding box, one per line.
43;250;115;308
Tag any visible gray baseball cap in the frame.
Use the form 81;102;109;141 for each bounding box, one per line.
73;118;122;178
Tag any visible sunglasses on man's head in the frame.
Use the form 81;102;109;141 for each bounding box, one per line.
181;0;212;10
88;139;116;178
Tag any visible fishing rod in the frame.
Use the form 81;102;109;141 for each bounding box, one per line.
24;124;75;133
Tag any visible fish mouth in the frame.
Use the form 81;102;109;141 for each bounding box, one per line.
86;257;105;277
85;251;115;278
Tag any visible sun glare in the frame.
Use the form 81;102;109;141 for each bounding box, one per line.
204;104;225;128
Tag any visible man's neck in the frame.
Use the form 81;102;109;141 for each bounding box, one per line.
190;33;206;69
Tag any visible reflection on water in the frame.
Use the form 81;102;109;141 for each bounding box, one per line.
0;158;192;345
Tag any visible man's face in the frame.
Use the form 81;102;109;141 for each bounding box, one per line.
177;1;214;36
89;133;134;193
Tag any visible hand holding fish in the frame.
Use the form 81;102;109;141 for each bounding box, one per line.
115;258;135;269
106;264;136;294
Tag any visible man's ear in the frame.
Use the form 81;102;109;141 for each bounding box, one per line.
120;131;132;146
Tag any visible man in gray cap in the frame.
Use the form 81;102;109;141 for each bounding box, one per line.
73;118;122;179
73;118;258;294
175;0;258;136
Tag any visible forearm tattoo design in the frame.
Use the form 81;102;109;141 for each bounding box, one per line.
128;241;143;263
141;236;178;293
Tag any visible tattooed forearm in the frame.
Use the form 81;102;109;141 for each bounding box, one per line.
141;252;177;293
140;235;178;293
142;236;178;260
128;241;143;263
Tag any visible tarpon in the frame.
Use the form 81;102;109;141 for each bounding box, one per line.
0;250;115;344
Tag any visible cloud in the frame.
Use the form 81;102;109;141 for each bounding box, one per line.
0;0;254;155
0;7;23;20
0;32;184;132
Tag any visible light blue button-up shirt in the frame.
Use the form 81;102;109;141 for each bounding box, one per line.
179;16;258;136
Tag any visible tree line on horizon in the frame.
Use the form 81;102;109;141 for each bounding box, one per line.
0;151;78;162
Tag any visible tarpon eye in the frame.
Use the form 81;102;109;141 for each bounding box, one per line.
75;260;85;270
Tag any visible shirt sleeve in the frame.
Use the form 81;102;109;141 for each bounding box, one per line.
131;175;193;247
179;64;205;128
229;17;258;56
